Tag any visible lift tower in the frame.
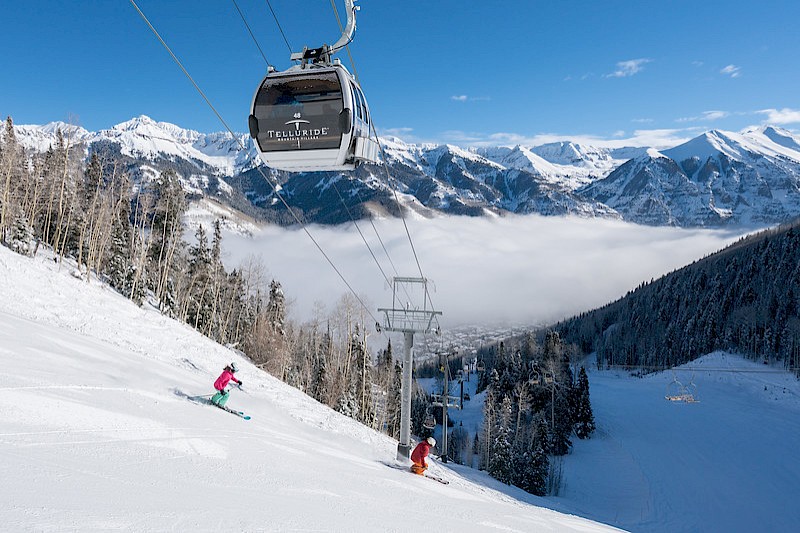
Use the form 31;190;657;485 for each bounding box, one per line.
378;277;441;460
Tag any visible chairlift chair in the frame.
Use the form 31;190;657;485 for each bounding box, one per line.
665;371;699;403
665;376;684;401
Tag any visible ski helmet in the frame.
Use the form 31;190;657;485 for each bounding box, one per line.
230;362;239;372
426;437;436;446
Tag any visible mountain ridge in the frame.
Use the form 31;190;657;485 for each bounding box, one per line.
7;116;800;227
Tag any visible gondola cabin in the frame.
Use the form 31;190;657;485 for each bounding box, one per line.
248;61;380;172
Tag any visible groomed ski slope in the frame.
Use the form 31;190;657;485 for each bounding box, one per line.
555;356;800;533
0;246;619;532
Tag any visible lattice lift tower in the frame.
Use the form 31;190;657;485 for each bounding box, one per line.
378;277;441;460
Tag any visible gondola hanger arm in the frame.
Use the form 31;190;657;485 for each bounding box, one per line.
290;0;357;65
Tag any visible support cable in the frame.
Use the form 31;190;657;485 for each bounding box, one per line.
264;0;294;56
231;0;271;66
329;0;438;314
236;0;404;296
129;0;385;333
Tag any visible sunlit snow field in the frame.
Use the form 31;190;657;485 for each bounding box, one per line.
2;215;799;532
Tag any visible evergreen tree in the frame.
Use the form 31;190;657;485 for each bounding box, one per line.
519;415;550;495
186;224;213;330
411;386;433;438
266;279;286;337
573;367;595;439
7;213;33;256
385;362;403;437
472;432;481;469
449;423;469;465
309;328;330;404
336;378;360;419
487;396;514;484
349;326;374;425
107;212;132;292
549;384;573;456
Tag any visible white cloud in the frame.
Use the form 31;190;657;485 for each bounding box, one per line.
451;95;490;103
381;127;414;136
702;110;730;121
440;130;487;143
676;110;730;123
221;216;749;328
720;65;741;78
605;58;652;78
757;108;800;125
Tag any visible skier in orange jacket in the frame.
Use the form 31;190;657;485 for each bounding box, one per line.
410;437;436;475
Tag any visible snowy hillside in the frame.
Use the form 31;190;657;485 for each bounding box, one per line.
562;356;800;533
0;245;618;532
3;242;800;532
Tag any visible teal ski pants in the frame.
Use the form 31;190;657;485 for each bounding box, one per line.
211;389;230;407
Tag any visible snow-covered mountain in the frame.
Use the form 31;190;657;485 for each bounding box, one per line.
15;116;256;176
9;117;800;227
475;142;642;189
581;126;800;226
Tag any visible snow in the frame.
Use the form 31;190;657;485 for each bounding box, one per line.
664;127;800;165
2;242;799;532
0;245;618;532
557;355;800;533
11;115;257;177
644;147;668;160
184;198;260;238
419;354;800;533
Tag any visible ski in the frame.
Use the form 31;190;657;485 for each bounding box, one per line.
381;461;449;484
180;393;250;420
216;404;251;420
424;473;449;485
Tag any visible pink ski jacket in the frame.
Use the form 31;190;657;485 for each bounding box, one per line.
214;369;241;391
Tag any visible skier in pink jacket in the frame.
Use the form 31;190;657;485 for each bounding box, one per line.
211;363;242;408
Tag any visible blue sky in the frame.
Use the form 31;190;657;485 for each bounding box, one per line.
3;0;799;147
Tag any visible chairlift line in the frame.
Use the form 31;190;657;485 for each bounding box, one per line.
248;0;380;171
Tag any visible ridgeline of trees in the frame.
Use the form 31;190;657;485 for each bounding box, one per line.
556;221;800;374
0;116;405;436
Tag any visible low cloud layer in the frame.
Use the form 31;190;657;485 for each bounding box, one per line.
222;216;750;329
